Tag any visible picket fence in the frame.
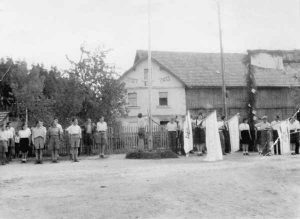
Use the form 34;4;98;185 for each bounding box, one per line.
44;125;170;156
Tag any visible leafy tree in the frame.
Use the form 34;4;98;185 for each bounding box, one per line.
66;46;127;123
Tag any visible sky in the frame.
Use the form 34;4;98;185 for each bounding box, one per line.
0;0;299;73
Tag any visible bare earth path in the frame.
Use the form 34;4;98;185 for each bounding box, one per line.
0;153;299;219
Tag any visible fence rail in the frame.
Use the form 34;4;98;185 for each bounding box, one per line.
41;125;170;156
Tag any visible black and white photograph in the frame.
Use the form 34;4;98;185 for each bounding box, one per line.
0;0;299;218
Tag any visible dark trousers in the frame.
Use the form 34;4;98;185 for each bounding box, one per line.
85;133;93;155
168;131;177;153
273;130;281;155
290;131;299;154
223;129;231;153
219;131;225;154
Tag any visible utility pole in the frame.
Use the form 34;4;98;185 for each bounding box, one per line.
147;0;153;150
217;1;228;119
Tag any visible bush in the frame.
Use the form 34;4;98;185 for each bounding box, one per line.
125;150;178;159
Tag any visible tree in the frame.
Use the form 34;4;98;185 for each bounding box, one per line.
66;46;127;123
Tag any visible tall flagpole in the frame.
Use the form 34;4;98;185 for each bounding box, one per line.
147;0;153;150
217;1;228;119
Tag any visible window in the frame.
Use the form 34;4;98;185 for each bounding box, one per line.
128;93;137;106
144;69;148;86
159;92;168;106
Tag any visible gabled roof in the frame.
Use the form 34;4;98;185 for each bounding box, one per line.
121;50;300;88
134;50;247;87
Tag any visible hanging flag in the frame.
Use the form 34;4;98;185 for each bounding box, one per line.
204;111;223;161
228;114;240;152
278;120;290;154
183;111;193;154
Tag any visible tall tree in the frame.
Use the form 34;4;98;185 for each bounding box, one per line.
66;46;127;123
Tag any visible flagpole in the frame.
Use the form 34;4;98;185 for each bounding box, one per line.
147;0;153;150
217;1;228;119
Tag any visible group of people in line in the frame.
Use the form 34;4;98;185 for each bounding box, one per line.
163;113;300;157
0;116;108;165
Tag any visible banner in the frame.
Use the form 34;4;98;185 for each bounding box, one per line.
278;120;290;154
228;115;240;152
204;111;223;161
183;111;193;154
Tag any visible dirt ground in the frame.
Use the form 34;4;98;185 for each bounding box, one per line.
0;153;299;219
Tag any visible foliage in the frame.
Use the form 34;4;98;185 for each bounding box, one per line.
66;46;127;123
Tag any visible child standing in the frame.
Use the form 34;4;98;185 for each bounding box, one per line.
239;118;252;155
19;123;31;163
47;120;62;163
14;132;20;158
32;120;47;164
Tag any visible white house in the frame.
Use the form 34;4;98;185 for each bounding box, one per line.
119;52;186;125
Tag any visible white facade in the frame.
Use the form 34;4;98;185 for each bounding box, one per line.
120;59;186;125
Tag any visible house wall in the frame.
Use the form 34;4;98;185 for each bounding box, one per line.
255;87;295;120
186;87;297;121
186;87;248;119
120;60;186;125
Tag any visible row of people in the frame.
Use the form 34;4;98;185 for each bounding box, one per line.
0;117;109;165
165;113;300;157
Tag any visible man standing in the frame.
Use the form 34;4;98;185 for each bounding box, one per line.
66;118;82;162
96;116;108;158
166;117;178;153
6;122;15;162
271;115;281;155
289;117;300;155
255;116;272;156
32;120;47;164
85;118;93;156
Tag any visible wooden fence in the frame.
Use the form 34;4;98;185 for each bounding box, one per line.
42;125;170;156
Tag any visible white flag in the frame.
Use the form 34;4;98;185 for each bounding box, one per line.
278;120;290;154
204;111;223;161
228;115;240;152
183;111;193;154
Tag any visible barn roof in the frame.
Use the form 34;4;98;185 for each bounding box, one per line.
122;50;300;88
134;50;247;87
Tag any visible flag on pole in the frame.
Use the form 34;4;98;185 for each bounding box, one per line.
183;111;193;154
204;111;223;161
228;114;240;152
278;120;290;154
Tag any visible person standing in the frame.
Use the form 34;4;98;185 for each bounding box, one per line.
166;117;178;153
255;116;272;156
66;118;82;162
6;122;15;162
239;118;252;155
137;113;146;150
47;120;62;162
0;123;9;165
218;115;226;155
84;118;93;156
193;113;206;156
289;117;300;155
19;123;31;163
32;120;47;164
96;116;108;158
271;115;281;155
175;115;185;155
14;132;20;158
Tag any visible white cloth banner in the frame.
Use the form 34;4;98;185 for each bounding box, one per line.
204;111;223;161
251;53;284;70
228;115;240;152
183;111;193;154
278;120;290;154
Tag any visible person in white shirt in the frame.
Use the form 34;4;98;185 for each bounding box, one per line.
239;118;252;155
95;116;108;158
32;120;47;164
5;122;15;162
18;123;31;163
0;123;9;165
166;117;178;153
289;117;300;155
271;115;281;155
54;118;63;134
66;118;82;162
